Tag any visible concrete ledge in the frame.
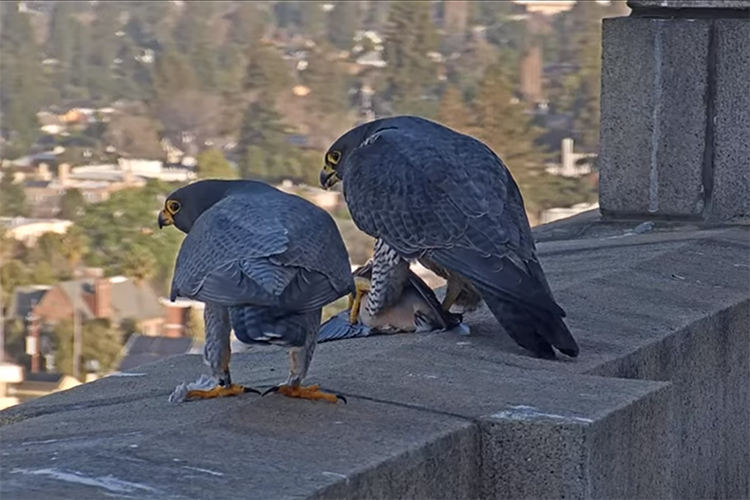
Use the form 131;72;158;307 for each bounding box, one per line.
629;0;750;10
1;218;748;499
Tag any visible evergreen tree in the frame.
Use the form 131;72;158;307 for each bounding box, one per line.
173;2;214;55
70;20;92;94
173;2;217;91
382;1;439;115
300;1;326;40
244;41;291;95
0;171;29;217
120;244;157;284
59;188;86;220
327;1;359;50
562;1;609;149
472;62;551;213
237;97;289;180
216;44;248;136
0;3;47;154
87;1;121;102
437;84;472;135
47;2;76;89
302;43;350;116
227;2;267;49
152;46;198;100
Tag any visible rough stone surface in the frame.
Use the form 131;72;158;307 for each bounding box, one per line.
711;19;750;219
629;0;750;9
1;218;748;500
599;18;710;217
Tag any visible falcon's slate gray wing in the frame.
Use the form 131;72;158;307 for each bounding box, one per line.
318;311;372;342
343;125;563;318
171;189;352;312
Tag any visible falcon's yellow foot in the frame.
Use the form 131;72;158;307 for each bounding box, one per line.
349;276;371;324
186;384;260;400
262;384;346;404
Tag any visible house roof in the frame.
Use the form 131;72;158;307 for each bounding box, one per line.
118;335;193;371
58;280;94;318
57;277;163;323
109;280;163;322
6;285;52;320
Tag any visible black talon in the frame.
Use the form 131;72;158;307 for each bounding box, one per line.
336;394;347;405
262;386;280;397
243;386;262;395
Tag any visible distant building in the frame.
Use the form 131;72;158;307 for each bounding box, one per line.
160;297;204;338
72;158;195;183
0;361;24;411
513;0;576;15
546;138;596;178
23;276;165;336
355;51;387;68
0;217;73;246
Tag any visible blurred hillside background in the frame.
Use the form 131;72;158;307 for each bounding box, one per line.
0;1;628;398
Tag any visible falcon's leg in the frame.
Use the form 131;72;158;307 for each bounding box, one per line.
185;304;260;400
263;312;346;404
351;239;409;325
441;277;463;312
348;276;371;324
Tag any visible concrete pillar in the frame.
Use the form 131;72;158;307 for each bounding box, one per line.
598;0;749;221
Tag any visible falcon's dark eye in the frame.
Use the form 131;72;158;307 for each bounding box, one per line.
167;200;181;214
327;151;341;165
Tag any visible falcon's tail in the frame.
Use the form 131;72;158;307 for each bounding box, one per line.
317;311;371;343
431;247;578;359
480;290;579;359
229;306;318;348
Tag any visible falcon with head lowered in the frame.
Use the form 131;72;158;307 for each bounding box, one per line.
159;179;353;403
320;116;579;360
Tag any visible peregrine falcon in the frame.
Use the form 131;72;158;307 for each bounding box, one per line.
320;116;579;360
158;179;353;403
318;260;465;342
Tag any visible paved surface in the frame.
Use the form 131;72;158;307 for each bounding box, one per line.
1;213;748;499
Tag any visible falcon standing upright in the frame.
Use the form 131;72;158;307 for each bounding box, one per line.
159;179;353;403
320;116;579;359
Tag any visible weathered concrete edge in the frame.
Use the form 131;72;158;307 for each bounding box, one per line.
309;422;481;500
476;381;674;500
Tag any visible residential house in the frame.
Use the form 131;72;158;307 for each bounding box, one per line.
5;285;52;321
23;180;66;218
28;276;164;336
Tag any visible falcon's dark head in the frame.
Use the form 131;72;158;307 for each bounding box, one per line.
321;119;397;190
158;180;232;233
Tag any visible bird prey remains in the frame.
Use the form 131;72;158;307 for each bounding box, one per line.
159;179;353;403
318;259;465;342
320;116;579;360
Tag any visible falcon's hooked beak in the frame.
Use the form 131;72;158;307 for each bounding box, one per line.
320;165;340;190
158;209;173;229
